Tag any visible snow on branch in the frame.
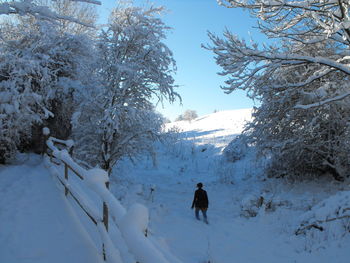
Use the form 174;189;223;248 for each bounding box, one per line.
295;91;350;109
70;0;101;4
205;30;350;94
211;0;350;182
0;1;99;27
219;0;350;44
269;67;334;89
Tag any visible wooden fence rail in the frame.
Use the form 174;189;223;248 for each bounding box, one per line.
44;132;177;263
45;136;109;261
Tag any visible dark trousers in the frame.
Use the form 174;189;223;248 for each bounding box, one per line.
195;207;208;222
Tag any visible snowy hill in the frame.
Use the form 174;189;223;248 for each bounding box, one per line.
166;108;252;149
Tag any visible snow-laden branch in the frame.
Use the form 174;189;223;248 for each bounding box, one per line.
295;91;350;109
70;0;101;4
206;30;350;94
218;0;350;45
269;67;334;89
0;0;100;27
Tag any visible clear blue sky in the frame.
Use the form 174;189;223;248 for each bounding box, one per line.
97;0;264;121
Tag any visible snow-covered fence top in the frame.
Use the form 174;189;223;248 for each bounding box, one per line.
46;136;119;261
45;131;176;263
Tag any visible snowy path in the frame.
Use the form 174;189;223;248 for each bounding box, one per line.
114;165;349;263
152;183;299;263
112;110;350;263
114;174;293;263
0;156;103;263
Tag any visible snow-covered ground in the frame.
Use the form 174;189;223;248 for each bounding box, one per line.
112;109;350;263
0;154;103;263
1;109;350;263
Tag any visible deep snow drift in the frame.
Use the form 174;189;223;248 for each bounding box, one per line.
112;109;350;263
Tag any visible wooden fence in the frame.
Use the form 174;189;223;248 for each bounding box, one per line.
44;133;177;263
45;136;110;261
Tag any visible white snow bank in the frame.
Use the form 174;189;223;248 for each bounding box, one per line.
297;191;350;234
295;191;350;252
120;204;170;263
96;222;123;263
85;168;109;188
122;204;149;233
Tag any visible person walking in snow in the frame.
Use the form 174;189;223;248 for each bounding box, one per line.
191;182;209;224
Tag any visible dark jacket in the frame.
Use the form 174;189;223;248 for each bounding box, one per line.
191;188;209;209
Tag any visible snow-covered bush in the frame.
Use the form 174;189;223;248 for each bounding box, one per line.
246;53;350;180
223;135;247;162
0;21;92;162
240;192;293;218
217;143;265;184
160;126;183;156
162;126;183;143
295;191;350;250
0;0;99;163
240;195;264;218
161;127;198;163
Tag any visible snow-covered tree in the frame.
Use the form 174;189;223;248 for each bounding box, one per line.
182;110;198;121
0;21;93;163
74;102;164;173
73;4;179;174
33;0;98;36
175;110;198;122
175;114;183;121
209;0;350;103
0;0;100;26
206;0;350;180
244;43;350;180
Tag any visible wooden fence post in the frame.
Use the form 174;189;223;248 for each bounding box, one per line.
69;146;74;158
64;163;69;196
103;181;109;230
43;129;49;156
102;181;109;261
103;202;109;231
